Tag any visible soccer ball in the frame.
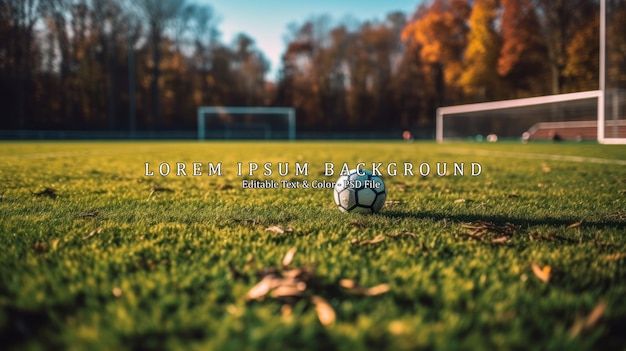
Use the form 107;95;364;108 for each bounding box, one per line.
333;169;386;214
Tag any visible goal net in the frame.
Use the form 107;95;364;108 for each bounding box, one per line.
436;0;626;144
436;91;604;142
197;107;296;140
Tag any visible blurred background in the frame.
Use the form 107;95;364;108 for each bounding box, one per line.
1;0;624;139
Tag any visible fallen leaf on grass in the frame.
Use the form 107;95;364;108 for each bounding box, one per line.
365;284;391;296
531;263;551;283
246;275;277;301
567;220;583;229
112;287;123;298
265;225;293;234
32;187;57;198
77;210;100;218
454;198;466;204
311;295;335;326
339;279;357;289
541;163;552;173
385;200;403;206
148;185;173;198
491;236;510;244
384;232;418;240
83;227;102;240
270;283;307;299
34;241;47;253
339;280;391;296
569;301;608;337
282;247;297;267
603;252;626;262
462;221;521;238
351;235;385;246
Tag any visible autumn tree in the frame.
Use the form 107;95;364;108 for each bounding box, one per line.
459;0;501;100
402;0;470;105
135;0;185;129
606;0;626;90
498;0;549;97
1;0;44;129
534;0;597;94
563;15;599;92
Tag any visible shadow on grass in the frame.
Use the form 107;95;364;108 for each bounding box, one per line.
380;210;625;230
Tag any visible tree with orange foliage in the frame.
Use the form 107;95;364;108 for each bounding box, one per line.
459;0;501;100
564;15;599;92
402;0;470;104
498;0;549;97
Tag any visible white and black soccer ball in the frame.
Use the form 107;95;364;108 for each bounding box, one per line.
333;169;386;214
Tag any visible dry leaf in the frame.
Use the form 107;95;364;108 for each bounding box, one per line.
491;236;510;244
569;301;608;337
365;284;390;296
34;241;47;253
282;247;297;267
83;227;103;240
311;295;335;326
351;235;386;246
112;287;123;298
454;199;466;204
32;187;57;198
385;200;402;206
531;263;551;283
148;185;173;198
585;301;607;327
51;238;60;251
603;252;626;262
266;225;285;234
339;279;357;289
78;210;100;218
567;221;583;229
462;221;520;238
384;232;418;240
270;282;307;299
541;163;552;173
246;275;276;301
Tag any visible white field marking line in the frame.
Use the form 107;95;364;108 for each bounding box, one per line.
446;148;626;166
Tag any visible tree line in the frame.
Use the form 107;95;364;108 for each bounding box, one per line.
1;0;624;133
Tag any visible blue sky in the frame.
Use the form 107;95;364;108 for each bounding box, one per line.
201;0;422;81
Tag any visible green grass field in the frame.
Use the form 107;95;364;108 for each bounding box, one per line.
1;141;625;350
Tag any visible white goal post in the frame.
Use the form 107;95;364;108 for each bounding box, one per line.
436;90;604;142
435;0;626;145
197;107;296;141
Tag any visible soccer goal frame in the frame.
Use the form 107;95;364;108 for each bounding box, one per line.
436;0;626;145
197;107;296;141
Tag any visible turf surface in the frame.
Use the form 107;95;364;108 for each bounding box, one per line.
1;141;625;350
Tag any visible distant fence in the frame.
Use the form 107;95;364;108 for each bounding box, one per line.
0;129;434;141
